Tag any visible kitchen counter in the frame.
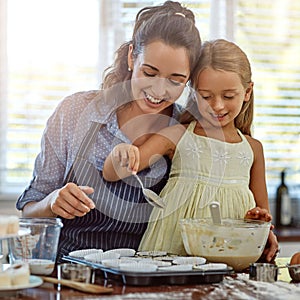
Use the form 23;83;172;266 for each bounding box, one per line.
3;258;300;300
5;278;299;300
4;273;300;300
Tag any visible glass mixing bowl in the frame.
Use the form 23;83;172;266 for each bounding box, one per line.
180;218;271;271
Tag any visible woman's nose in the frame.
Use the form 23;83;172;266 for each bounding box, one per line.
151;77;168;98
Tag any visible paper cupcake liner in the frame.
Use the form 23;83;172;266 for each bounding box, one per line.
193;263;228;271
104;248;136;257
119;262;158;273
158;264;193;272
84;251;120;263
68;249;103;258
173;256;206;266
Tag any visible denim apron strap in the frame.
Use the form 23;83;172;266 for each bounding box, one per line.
64;121;102;184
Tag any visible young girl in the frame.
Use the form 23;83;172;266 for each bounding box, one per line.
103;39;278;262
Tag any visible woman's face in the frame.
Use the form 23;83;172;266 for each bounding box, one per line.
128;40;190;114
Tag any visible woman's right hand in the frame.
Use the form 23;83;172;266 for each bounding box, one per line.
49;183;95;219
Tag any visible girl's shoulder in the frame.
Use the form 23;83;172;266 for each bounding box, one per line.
158;123;187;137
244;134;264;153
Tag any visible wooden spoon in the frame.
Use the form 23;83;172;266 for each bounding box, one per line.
41;276;113;294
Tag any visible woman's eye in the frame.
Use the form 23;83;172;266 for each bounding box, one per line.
169;79;182;86
143;71;156;77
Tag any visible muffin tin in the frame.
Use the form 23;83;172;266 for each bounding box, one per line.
62;252;234;286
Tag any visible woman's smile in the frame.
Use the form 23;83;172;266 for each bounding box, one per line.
143;91;167;105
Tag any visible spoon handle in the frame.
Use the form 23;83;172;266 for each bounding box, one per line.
133;174;144;188
41;276;113;294
209;202;222;225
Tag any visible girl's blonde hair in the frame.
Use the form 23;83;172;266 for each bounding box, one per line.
182;39;254;136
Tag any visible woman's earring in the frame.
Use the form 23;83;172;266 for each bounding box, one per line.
128;67;132;72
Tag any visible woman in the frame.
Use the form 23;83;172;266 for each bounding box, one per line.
16;1;201;262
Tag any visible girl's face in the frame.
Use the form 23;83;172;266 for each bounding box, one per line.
128;40;190;114
196;67;252;129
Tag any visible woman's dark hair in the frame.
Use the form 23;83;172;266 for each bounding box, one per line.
102;1;201;92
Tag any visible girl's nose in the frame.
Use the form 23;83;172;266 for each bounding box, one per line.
211;97;225;111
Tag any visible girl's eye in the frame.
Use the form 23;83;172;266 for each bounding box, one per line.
201;95;211;100
224;95;234;99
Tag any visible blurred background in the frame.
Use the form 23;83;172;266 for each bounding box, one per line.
0;0;299;225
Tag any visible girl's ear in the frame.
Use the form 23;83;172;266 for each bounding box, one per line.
244;82;254;102
127;44;134;70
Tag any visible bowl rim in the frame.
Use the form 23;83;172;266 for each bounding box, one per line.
287;263;300;268
180;218;271;228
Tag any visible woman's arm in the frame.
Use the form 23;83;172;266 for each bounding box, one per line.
18;92;98;218
103;124;186;181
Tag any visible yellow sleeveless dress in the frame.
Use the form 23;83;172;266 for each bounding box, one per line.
139;121;256;255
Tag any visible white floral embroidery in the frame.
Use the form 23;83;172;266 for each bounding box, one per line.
238;151;251;166
213;150;230;164
185;141;202;159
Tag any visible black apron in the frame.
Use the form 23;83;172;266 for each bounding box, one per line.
56;121;170;262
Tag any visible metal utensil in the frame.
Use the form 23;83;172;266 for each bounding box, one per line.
133;174;165;209
249;263;278;282
209;202;222;225
41;276;113;294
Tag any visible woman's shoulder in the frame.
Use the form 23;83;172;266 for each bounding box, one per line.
44;90;106;158
45;90;105;136
171;103;184;122
58;90;102;110
54;90;111;122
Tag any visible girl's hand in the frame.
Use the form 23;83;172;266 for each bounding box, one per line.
244;207;272;222
259;230;279;263
245;207;279;262
49;183;95;219
111;143;140;174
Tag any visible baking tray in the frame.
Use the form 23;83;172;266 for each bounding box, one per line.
62;255;234;286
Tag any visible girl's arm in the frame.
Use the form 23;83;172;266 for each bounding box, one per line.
103;124;186;181
245;136;279;262
247;136;269;211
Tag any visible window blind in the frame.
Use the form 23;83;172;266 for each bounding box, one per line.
234;0;300;199
1;0;100;196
